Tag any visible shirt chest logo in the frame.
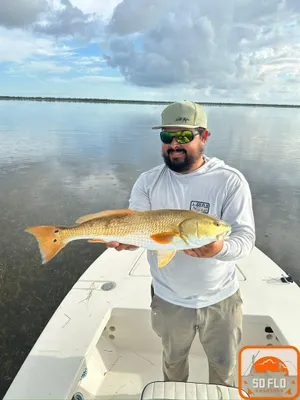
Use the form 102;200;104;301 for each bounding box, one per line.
190;201;210;214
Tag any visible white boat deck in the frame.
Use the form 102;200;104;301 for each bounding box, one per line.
4;246;300;400
93;352;208;400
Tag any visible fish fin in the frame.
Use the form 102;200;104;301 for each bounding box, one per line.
179;234;190;246
88;239;105;243
150;231;178;244
25;225;67;264
209;213;222;220
157;249;177;268
76;209;137;224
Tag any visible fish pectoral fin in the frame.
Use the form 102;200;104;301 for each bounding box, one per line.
76;209;137;224
88;239;105;243
179;234;190;246
150;231;178;244
157;249;177;268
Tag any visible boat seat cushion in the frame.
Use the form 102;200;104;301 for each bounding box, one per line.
141;381;249;400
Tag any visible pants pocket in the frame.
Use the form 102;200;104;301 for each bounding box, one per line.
234;289;243;305
151;298;163;338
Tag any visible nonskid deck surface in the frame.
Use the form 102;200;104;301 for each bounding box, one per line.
81;308;283;400
95;350;209;400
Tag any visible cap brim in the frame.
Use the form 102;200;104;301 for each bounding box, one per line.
152;124;202;129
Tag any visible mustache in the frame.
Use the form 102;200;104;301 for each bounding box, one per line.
167;148;187;154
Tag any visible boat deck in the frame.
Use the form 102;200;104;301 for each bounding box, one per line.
4;246;300;400
94;352;207;400
75;304;284;400
91;308;210;400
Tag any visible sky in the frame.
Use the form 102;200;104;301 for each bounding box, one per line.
0;0;300;103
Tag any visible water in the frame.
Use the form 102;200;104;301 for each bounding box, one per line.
1;100;300;396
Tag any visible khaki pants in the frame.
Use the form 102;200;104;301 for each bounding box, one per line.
150;286;243;386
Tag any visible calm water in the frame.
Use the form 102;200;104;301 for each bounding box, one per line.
1;100;300;395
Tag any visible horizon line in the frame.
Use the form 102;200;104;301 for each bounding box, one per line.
0;95;300;108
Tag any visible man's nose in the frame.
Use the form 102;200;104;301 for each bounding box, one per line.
169;137;179;147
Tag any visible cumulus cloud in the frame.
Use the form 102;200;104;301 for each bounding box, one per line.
0;27;74;62
103;0;300;102
0;0;47;28
285;0;300;12
0;0;104;41
69;0;122;21
108;0;174;35
34;0;103;40
1;0;300;103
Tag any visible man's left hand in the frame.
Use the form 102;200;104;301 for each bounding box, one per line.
183;241;224;258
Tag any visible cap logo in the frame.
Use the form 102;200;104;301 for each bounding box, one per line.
175;117;190;122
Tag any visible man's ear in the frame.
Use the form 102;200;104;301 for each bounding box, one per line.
201;129;210;142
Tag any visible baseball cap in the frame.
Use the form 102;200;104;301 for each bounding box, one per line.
152;100;207;130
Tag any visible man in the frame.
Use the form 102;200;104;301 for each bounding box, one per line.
106;100;256;387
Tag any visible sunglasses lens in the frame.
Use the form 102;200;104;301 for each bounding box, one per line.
160;130;194;144
176;130;193;143
160;131;173;144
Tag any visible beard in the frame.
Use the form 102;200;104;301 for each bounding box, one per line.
162;147;203;173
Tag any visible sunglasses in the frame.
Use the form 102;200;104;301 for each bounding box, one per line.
160;129;207;144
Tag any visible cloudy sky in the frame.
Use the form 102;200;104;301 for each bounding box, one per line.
0;0;300;103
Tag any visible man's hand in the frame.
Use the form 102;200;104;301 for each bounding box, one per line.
183;241;224;258
105;241;138;252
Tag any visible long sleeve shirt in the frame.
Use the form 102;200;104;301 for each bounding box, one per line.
128;155;256;308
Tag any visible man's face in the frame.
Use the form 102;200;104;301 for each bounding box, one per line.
161;128;208;173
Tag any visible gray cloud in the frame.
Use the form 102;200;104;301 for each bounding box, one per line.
1;0;300;103
0;0;103;41
233;0;283;24
0;0;47;28
108;0;174;35
34;0;103;40
285;0;300;12
105;7;219;87
102;0;300;102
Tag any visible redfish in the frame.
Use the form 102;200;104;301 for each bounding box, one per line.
25;208;231;268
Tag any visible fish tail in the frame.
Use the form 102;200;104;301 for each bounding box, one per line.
25;225;67;264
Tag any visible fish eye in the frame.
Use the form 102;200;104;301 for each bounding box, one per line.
214;221;221;227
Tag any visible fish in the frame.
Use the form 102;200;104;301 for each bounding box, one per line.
25;208;231;268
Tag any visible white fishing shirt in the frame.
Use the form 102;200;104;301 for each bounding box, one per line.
128;155;256;308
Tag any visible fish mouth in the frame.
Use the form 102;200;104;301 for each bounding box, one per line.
217;230;231;240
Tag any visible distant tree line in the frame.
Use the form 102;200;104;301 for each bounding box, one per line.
0;96;299;108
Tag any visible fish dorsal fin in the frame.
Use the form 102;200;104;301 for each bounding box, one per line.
76;209;137;224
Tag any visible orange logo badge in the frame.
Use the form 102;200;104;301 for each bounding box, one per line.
238;346;300;399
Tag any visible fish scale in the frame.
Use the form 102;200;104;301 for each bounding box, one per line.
61;215;186;249
62;212;185;239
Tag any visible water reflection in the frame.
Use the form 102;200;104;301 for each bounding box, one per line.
1;101;300;396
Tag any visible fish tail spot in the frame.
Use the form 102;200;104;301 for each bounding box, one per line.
25;225;67;264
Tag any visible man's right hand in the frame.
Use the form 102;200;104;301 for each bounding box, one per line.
105;241;139;251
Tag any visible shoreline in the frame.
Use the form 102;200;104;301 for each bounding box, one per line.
0;96;300;108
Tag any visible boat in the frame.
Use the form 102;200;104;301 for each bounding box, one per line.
3;245;300;400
